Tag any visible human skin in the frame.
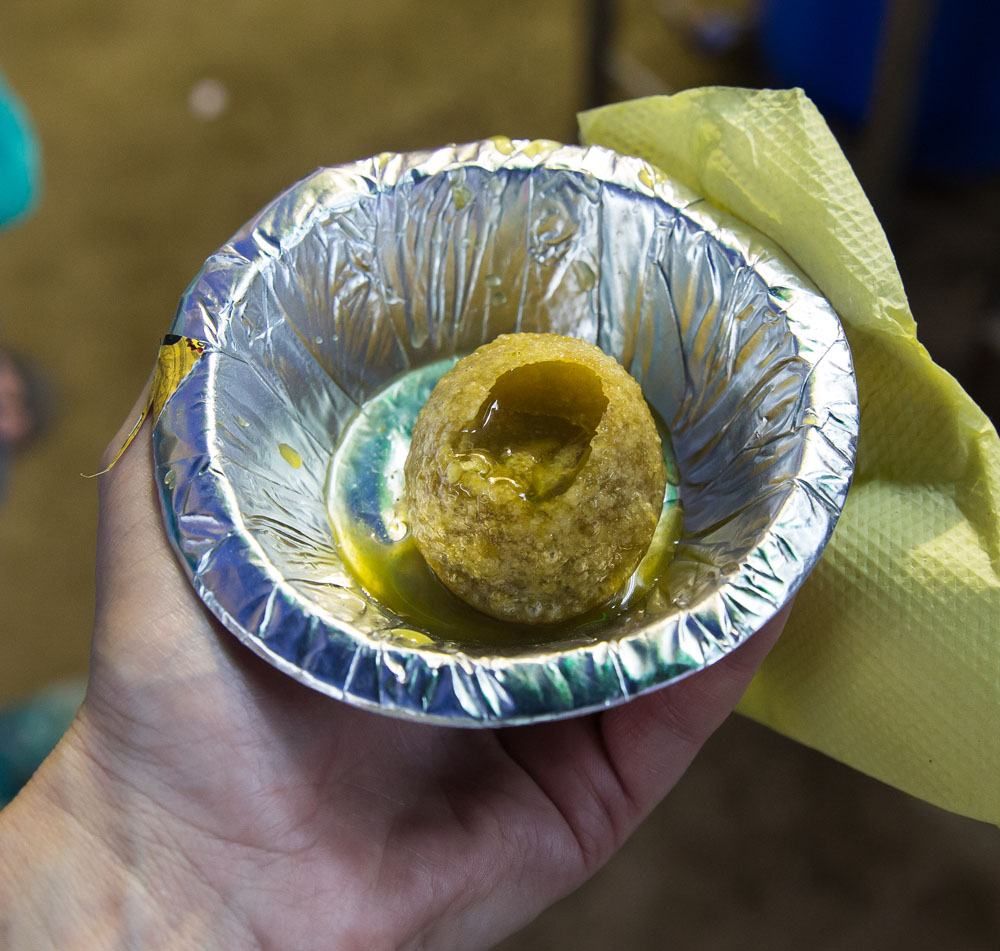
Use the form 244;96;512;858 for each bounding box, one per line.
0;397;787;950
0;351;32;446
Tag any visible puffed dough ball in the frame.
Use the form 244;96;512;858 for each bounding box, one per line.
404;333;666;624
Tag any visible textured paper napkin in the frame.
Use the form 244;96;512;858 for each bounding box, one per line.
580;87;1000;826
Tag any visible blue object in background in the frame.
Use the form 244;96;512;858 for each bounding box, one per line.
0;681;84;807
0;79;59;808
0;76;40;228
760;0;1000;174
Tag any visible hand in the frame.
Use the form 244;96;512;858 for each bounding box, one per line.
0;400;787;950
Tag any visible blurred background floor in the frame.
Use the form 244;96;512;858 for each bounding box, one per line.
1;0;998;947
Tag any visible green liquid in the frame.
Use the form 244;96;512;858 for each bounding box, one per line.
452;359;607;503
334;496;683;649
328;361;682;650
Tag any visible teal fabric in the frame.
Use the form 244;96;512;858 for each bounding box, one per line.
0;682;84;807
0;77;40;229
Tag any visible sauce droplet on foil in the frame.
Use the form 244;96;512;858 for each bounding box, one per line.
279;443;302;469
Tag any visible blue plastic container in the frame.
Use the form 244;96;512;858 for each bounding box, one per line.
760;0;1000;173
0;77;40;228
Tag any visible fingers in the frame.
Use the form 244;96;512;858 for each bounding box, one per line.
600;605;791;818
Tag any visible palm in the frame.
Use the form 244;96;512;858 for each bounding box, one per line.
82;425;784;949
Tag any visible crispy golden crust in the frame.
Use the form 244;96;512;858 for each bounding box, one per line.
405;334;666;624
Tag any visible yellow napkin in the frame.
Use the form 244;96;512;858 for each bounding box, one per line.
580;88;1000;826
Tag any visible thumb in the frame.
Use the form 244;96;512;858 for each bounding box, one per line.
93;390;185;632
601;604;790;818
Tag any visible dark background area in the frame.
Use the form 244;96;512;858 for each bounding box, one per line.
2;0;998;947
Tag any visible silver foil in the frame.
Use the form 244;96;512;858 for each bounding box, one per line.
154;138;858;726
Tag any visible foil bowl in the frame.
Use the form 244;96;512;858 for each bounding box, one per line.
154;138;858;726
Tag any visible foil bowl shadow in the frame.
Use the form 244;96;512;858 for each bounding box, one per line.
154;138;858;726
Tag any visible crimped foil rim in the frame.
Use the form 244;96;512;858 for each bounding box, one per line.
154;138;858;726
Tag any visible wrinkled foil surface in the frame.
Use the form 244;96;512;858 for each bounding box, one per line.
154;139;858;725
